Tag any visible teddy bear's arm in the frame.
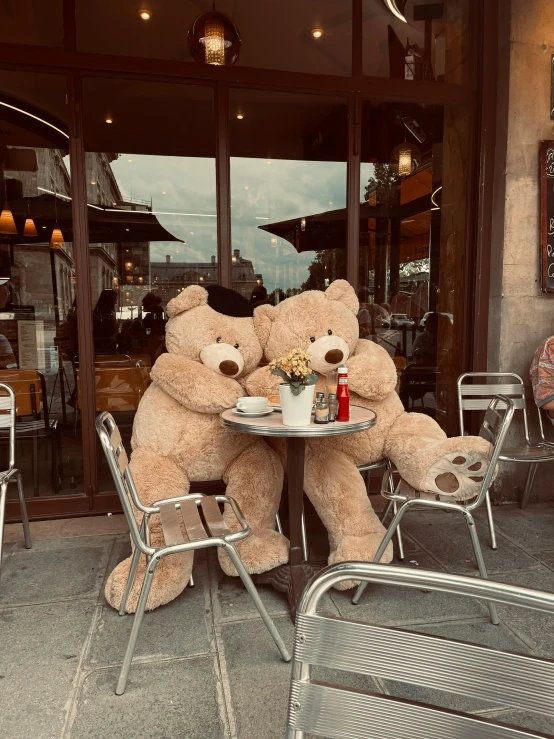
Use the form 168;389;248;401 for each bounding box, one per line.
244;365;282;398
150;352;245;413
347;338;397;400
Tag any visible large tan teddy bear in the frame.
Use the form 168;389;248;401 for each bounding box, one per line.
105;284;289;613
246;280;491;585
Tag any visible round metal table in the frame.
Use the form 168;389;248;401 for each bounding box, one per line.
220;405;377;620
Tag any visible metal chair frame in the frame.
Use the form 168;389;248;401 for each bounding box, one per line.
286;561;554;739
458;372;554;509
96;411;290;695
0;383;31;582
352;396;516;625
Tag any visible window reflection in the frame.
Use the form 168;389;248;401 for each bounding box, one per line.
230;90;347;302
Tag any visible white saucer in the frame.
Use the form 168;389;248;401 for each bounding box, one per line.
232;407;274;418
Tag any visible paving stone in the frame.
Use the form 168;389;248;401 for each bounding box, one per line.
70;657;224;739
0;600;94;739
492;567;554;658
476;502;554;552
382;618;531;714
534;550;554;570
491;709;554;735
88;545;211;667
221;616;379;739
330;552;484;626
401;510;540;575
0;539;113;606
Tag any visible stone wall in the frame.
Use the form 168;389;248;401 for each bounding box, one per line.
489;0;554;501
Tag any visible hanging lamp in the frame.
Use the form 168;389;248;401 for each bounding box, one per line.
50;187;65;249
188;3;241;66
391;141;421;178
23;200;38;238
0;172;17;235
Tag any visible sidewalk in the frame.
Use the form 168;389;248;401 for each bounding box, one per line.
2;503;554;738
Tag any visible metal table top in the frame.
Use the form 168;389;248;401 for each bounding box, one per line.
220;405;377;438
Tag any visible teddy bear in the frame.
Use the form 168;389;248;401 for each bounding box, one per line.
246;280;491;585
105;284;289;613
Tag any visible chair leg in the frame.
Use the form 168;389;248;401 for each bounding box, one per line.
352;500;411;605
51;433;59;495
484;490;498;550
301;508;308;561
275;512;283;535
224;542;291;662
380;499;393;523
461;509;499;625
0;481;7;582
32;436;39;496
189;573;194;588
15;472;31;549
116;559;157;695
119;546;143;616
393;501;405;561
520;463;538;509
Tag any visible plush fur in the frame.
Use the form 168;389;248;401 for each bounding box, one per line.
105;286;288;613
246;280;491;589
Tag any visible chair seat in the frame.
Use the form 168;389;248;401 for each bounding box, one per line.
393;479;468;504
158;495;246;548
500;444;554;463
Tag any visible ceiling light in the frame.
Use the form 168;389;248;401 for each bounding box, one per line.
188;9;241;66
267;160;272;164
90;180;96;185
0;203;17;235
311;28;324;39
50;227;65;250
104;115;113;124
236;113;244;120
127;158;133;162
139;9;151;20
23;217;38;238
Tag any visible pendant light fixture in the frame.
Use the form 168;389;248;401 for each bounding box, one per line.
391;141;421;178
188;3;241;67
23;199;38;238
0;172;17;236
50;187;65;249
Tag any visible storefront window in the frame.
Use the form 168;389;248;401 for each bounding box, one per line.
81;78;216;489
358;100;468;434
0;70;83;496
362;0;470;84
76;0;351;76
230;89;347;304
0;0;64;47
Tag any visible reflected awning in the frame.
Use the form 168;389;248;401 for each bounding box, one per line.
5;194;183;244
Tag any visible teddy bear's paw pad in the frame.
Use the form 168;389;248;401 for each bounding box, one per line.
426;451;488;501
328;534;393;590
218;529;289;577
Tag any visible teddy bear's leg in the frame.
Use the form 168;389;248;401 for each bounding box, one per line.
303;445;393;590
384;411;492;500
218;440;289;577
105;447;194;613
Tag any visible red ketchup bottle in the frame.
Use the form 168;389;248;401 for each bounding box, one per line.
336;366;350;422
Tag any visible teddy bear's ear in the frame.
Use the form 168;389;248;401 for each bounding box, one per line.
253;303;277;347
166;285;208;318
325;279;359;315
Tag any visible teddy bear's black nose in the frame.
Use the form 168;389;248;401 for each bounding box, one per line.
325;349;343;364
219;360;239;376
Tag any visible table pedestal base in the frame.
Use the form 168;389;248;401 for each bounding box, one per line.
253;562;323;622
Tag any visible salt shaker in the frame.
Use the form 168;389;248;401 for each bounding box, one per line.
327;392;338;422
314;391;329;424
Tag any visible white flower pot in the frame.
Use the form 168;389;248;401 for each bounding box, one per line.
279;384;315;427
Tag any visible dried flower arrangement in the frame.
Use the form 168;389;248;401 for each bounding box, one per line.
269;348;319;396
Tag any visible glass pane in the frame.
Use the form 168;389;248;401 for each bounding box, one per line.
0;0;64;46
81;78;216;490
0;70;84;497
230;89;347;303
363;0;470;84
77;0;351;75
358;100;468;433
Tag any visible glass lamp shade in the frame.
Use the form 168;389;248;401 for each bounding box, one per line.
0;203;17;235
23;217;38;238
50;226;65;249
391;142;421;178
188;11;241;66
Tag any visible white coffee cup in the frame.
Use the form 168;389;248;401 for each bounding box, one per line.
237;396;268;413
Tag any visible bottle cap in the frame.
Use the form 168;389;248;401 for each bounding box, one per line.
328;393;337;399
316;392;325;400
337;366;348;373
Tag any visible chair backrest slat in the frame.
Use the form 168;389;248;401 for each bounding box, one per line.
460;383;525;396
288;680;543;739
294;614;554;716
457;373;531;441
180;499;207;541
159;503;187;546
0;383;16;469
201;496;231;538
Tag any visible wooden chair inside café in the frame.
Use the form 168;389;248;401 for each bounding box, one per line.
0;369;61;496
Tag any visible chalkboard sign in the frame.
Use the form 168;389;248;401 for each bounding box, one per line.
539;141;554;292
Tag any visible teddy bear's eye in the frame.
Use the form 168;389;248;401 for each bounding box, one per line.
310;336;316;343
216;337;222;343
234;343;239;349
327;329;333;335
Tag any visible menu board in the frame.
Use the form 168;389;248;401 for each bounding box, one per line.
18;320;45;370
540;141;554;292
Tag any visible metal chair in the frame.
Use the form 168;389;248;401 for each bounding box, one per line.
352;396;516;624
458;372;554;510
286;561;554;739
96;411;290;695
0;383;32;582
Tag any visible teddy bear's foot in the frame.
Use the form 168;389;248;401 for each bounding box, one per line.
218;529;289;577
105;550;194;614
328;533;393;590
424;445;490;501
